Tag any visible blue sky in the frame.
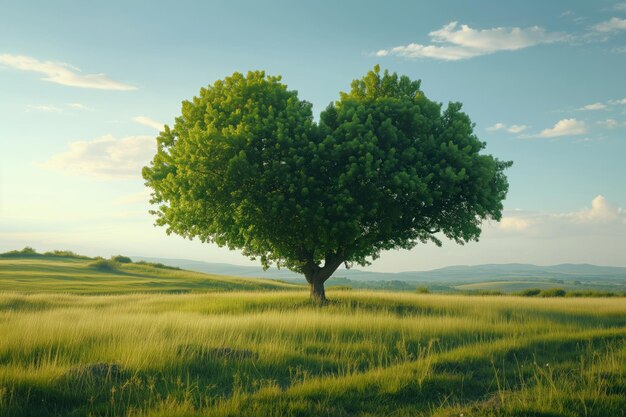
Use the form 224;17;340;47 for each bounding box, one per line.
1;0;625;271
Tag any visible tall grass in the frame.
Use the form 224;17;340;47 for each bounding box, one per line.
0;291;624;416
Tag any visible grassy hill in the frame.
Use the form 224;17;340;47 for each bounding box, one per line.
0;250;301;294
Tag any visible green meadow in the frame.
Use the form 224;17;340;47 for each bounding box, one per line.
0;252;299;294
454;281;581;293
0;253;625;416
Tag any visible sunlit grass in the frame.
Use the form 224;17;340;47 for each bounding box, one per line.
0;290;624;416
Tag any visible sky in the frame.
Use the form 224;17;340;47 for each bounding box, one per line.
1;0;625;272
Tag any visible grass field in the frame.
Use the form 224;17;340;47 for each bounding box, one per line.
1;292;624;416
0;253;625;416
454;281;626;297
454;281;576;293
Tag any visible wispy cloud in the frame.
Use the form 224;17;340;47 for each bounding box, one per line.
25;102;91;113
560;10;586;24
133;116;164;131
578;102;607;111
593;17;626;32
486;122;528;134
597;119;618;129
573;137;601;144
569;97;626;113
615;2;626;11
0;54;136;90
67;103;88;110
41;135;155;179
486;122;506;132
507;124;528;133
26;104;63;113
530;118;587;138
375;21;568;61
375;16;626;61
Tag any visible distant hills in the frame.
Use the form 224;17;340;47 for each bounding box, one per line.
2;247;625;294
132;256;626;286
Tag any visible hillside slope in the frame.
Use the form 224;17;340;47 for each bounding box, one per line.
0;251;301;294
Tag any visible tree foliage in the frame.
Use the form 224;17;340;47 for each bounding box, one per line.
143;66;511;300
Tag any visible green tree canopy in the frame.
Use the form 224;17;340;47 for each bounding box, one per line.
143;66;511;301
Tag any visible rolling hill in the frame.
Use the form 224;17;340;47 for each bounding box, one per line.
0;250;301;294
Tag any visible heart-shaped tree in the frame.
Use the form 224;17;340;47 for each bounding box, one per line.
143;66;512;302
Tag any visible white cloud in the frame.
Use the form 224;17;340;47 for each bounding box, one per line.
376;21;568;61
608;98;626;105
507;124;528;133
578;102;606;111
597;119;619;129
533;118;587;138
26;104;63;113
0;54;136;91
486;123;528;134
376;43;481;61
615;2;626;11
486;122;506;132
569;195;623;224
492;196;626;239
67;103;88;110
41;135;155;179
593;17;626;32
499;217;531;232
133;116;164;131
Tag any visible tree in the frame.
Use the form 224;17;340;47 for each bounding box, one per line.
142;66;512;302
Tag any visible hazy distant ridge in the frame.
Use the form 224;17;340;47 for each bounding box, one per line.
132;256;626;284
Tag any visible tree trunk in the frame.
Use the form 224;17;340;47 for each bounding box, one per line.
302;254;344;304
309;277;326;303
